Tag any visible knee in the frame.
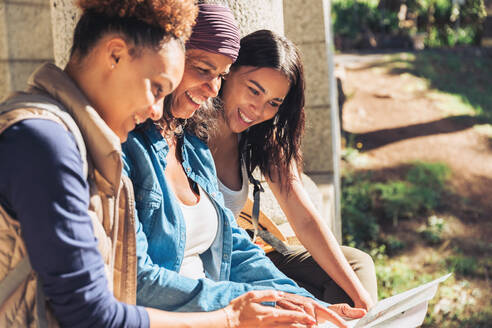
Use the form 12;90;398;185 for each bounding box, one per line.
342;246;375;273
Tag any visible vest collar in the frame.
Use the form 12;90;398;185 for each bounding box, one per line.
28;63;122;191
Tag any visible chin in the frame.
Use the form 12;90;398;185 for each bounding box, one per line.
172;108;198;120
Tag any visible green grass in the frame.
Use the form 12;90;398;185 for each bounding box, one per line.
342;159;491;326
386;51;492;122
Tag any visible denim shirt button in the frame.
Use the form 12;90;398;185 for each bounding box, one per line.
223;254;228;260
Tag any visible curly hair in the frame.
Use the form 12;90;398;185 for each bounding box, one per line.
72;0;197;58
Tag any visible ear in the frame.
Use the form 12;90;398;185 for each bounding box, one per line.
104;37;129;70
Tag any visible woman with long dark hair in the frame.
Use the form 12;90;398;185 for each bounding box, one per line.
189;29;378;310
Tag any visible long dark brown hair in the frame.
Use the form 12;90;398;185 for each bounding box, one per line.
236;30;305;185
188;30;306;185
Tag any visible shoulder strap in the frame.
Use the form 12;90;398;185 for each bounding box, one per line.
0;93;88;179
242;143;264;242
0;257;31;306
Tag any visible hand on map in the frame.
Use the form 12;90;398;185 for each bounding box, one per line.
275;293;367;327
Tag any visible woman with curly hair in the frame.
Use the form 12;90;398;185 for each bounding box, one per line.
122;4;367;328
0;1;321;327
189;29;378;310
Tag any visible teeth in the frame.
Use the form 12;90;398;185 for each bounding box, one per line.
239;109;253;124
185;91;203;105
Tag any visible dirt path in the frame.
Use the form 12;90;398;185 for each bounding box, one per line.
336;51;492;242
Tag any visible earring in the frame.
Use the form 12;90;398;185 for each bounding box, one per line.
134;114;140;125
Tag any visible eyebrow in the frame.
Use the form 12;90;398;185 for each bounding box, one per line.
249;79;284;102
191;58;230;75
159;74;175;92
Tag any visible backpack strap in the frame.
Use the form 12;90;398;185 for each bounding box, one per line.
0;93;88;179
0;257;31;307
241;143;292;255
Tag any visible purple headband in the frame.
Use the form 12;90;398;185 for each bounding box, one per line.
186;4;240;61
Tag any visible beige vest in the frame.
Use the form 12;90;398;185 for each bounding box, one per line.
0;63;138;327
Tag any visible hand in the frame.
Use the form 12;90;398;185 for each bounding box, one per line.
275;294;366;328
328;303;367;320
353;289;375;311
224;290;318;328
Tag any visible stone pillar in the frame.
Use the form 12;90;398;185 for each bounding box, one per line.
201;0;284;36
284;0;341;241
0;0;54;99
483;0;492;47
50;0;80;68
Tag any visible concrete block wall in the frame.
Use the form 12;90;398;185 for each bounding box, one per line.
0;0;53;99
203;0;284;37
283;0;333;173
283;0;341;240
483;0;492;47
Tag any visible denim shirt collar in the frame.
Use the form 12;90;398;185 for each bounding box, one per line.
133;121;230;280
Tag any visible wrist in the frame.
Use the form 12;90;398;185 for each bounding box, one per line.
223;306;235;328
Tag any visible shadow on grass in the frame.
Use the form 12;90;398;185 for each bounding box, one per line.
345;115;490;151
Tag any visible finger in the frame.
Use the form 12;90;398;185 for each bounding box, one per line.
262;307;317;325
276;299;305;312
301;302;316;321
314;308;348;328
232;290;285;304
329;303;367;319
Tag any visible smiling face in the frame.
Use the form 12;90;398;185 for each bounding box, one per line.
101;38;185;141
220;66;290;133
169;49;233;119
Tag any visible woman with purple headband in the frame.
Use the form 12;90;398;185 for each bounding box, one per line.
123;3;366;327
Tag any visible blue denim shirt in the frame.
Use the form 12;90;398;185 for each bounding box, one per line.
122;122;320;312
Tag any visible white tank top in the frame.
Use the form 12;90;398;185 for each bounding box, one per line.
217;160;249;218
178;185;218;279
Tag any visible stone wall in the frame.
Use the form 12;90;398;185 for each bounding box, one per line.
483;0;492;47
202;0;284;37
0;0;53;99
284;0;335;173
283;0;341;240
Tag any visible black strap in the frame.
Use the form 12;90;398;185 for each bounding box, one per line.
242;144;292;255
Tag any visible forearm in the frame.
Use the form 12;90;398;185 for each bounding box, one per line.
147;307;228;328
267;172;370;305
294;217;370;303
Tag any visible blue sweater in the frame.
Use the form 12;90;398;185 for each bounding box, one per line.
0;119;149;328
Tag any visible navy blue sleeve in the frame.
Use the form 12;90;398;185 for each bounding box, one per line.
0;119;149;328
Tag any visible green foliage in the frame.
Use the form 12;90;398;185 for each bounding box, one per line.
341;173;380;247
341;161;450;247
332;0;486;48
445;255;479;277
382;235;406;255
419;215;446;245
332;0;399;39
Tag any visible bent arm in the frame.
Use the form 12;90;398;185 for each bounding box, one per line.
266;162;374;309
0;120;149;328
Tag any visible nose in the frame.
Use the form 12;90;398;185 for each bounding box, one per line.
148;99;164;121
248;98;263;118
204;76;222;98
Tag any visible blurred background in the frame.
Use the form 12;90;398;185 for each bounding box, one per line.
334;1;492;327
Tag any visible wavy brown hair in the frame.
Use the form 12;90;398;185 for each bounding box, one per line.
72;0;197;58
